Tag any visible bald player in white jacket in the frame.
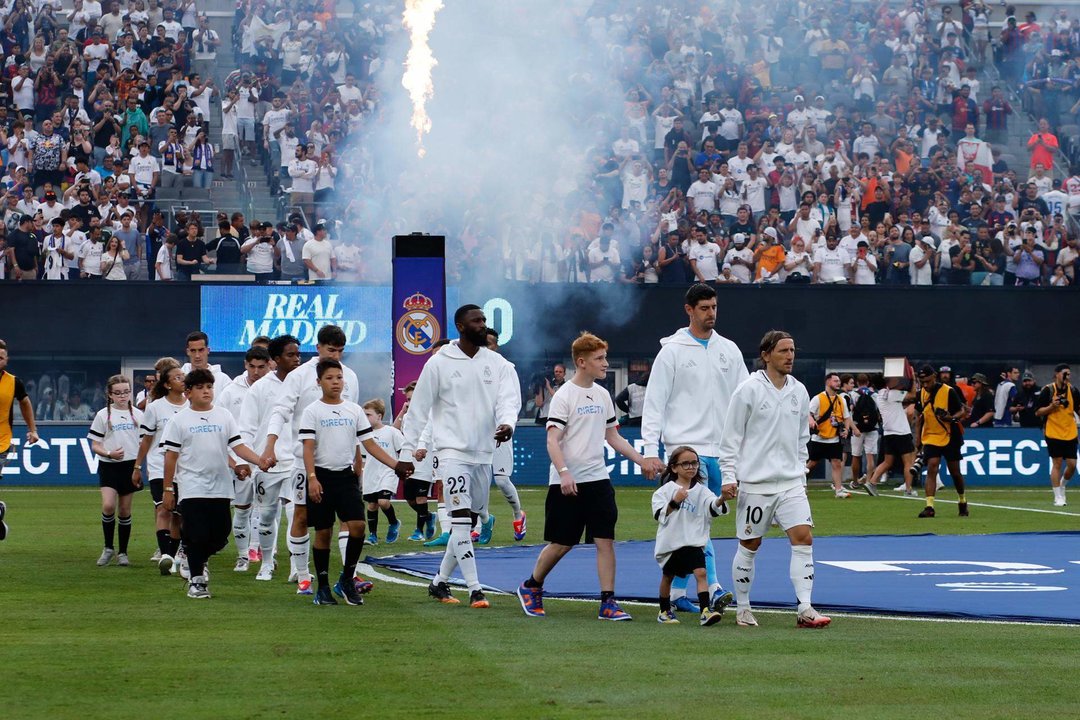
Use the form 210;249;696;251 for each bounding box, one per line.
641;283;748;614
718;330;831;629
396;305;521;609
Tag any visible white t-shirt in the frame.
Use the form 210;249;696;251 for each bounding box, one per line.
302;238;335;279
688;241;721;280
130;154;159;185
727;246;755;283
361;424;404;494
242;236;276;274
687;180;718;212
653;114;675;150
852;253;878;284
221;103;238;136
742;176;768;212
545;380;617;485
813;246;851;283
910;244;933;285
139;397;188;479
88;406;143;462
728;156;753;184
651;481;723;566
263;108;290;140
875;388;911;436
587;244;620;282
79;240;104;276
717;108;742;140
161;405;243;501
299;398;374;472
155;245;173;280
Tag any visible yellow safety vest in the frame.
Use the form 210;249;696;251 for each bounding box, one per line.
1042;384;1079;442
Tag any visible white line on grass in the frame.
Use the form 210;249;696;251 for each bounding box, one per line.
358;563;1080;627
875;492;1080;517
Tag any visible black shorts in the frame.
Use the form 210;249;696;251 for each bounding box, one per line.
150;478;165;505
662;546;707;578
310;469;366;530
178;498;232;555
923;433;963;462
881;434;916;459
808;441;842;462
404;477;432;502
544;479;618;547
1046;437;1079;460
362;489;394;503
99;460;141;496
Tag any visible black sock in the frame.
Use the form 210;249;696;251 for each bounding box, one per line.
102;513;115;549
600;590;614;603
343;535;365;579
313;547;330;590
382;504;397;525
366;509;378;536
187;548;207;578
698;591;710;612
415;504;429;531
156;529;171;555
660;596;671;612
168;536;181;556
118;516;132;554
524;575;541;589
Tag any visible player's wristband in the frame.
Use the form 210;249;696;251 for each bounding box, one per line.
164;486;176;493
557;467;569;474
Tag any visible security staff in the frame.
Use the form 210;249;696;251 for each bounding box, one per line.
1036;364;1080;507
913;365;969;519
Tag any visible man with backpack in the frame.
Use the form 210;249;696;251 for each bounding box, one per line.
847;374;882;495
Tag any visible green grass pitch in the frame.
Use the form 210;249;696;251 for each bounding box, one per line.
2;484;1079;719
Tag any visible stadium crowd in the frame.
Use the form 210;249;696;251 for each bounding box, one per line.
0;1;1080;286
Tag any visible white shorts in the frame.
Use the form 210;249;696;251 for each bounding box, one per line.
254;469;290;508
411;449;433;482
233;475;254;506
288;456;307;505
492;440;514;477
736;486;814;540
440;459;492;516
851;430;879;456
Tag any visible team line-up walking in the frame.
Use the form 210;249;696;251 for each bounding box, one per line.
15;285;1072;624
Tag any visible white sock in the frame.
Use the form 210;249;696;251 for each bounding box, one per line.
434;545;458;586
249;511;260;547
288;533;310;581
257;504;279;559
1054;485;1065;502
285;501;295;530
732;545;757;609
450;518;481;592
232;507;251;556
338;530;349;563
436;503;450;534
494;474;522;518
790;545;815;613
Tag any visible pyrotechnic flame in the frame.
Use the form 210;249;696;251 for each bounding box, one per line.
402;0;444;158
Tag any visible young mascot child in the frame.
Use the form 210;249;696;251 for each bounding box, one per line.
89;374;144;567
360;399;404;545
299;361;403;606
652;445;729;626
161;369;267;599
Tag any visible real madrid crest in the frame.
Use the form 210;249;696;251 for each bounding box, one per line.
396;292;441;355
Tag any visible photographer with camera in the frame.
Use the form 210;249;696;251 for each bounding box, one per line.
913;365;969;518
1036;364;1080;507
241;220;277;283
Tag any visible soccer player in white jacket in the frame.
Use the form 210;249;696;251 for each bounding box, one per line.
395;305;521;609
217;346;271;572
180;331;234;394
641;282;748;614
263;325;359;595
237;335;302;581
718;331;831;629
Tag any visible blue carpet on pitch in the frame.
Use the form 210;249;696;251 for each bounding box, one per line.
369;532;1080;623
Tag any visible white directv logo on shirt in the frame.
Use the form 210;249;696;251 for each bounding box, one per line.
545;381;618;485
160;406;243;501
298;399;373;471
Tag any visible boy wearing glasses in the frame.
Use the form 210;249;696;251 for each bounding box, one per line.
516;332;647;621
